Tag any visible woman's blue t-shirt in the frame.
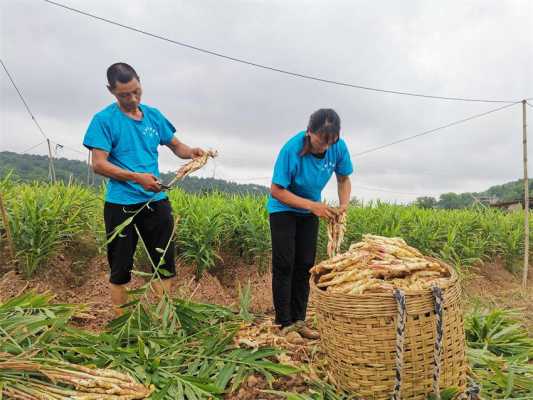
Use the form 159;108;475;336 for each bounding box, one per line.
83;103;176;205
267;131;354;214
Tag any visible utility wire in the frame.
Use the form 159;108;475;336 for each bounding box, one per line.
352;101;519;158
1;58;48;140
217;100;517;182
42;0;518;104
212;169;430;197
352;184;428;196
218;173;437;198
224;175;271;182
0;59;87;158
50;140;87;156
221;174;431;197
20;140;47;154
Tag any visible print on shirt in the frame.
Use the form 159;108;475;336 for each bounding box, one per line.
142;126;159;139
319;161;336;173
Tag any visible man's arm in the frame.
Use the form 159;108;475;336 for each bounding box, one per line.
165;137;204;159
91;149;162;192
336;174;351;213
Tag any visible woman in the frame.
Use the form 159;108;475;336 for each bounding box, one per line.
268;108;353;339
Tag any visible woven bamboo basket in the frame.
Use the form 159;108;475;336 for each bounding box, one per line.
310;260;467;400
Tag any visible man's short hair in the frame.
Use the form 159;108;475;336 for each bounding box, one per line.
107;63;140;89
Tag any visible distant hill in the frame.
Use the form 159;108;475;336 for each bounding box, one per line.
476;179;533;202
0;151;269;196
3;151;530;207
415;179;533;209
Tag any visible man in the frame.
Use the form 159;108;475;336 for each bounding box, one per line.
83;62;204;316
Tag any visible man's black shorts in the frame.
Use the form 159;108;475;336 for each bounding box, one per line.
104;198;176;285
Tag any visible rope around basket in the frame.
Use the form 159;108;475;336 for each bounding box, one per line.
432;284;481;400
466;382;480;399
431;284;444;400
456;380;481;400
392;285;445;400
392;288;407;400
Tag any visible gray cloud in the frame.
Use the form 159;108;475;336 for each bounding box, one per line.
1;0;532;202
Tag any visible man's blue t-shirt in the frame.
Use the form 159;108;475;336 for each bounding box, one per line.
267;131;354;214
83;103;175;205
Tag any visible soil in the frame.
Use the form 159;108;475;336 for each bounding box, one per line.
462;260;533;332
0;252;531;399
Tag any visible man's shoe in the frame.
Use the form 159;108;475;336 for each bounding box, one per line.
294;320;320;340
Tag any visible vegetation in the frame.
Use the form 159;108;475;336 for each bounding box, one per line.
0;151;269;196
0;179;98;277
2;151;533;208
0;177;532;398
0;291;298;399
1;292;531;398
415;179;533;209
466;308;533;398
1;180;531;278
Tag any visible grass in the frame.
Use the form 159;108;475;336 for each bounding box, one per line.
2;292;531;399
1;180;532;280
2;182;97;277
465;308;533;398
0;178;532;398
0;290;299;399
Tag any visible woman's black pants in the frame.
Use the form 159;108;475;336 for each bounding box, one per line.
269;211;319;327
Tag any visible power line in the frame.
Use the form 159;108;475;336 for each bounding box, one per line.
351;101;519;158
212;171;425;196
215;173;437;198
219;174;430;197
1;58;48;140
198;101;520;188
21;140;47;154
1;58;59;181
1;58;88;157
352;184;428;197
223;175;271;182
42;0;518;104
50;140;87;156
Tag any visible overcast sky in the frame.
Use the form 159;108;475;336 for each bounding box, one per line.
1;0;532;202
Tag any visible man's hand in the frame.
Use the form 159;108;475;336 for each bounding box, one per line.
309;202;336;219
166;138;206;159
133;173;162;192
190;147;205;158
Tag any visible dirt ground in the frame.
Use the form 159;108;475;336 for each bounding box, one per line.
0;254;273;331
0;253;315;399
462;261;533;332
0;253;531;398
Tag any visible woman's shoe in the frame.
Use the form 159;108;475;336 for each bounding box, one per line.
280;324;304;344
294;320;320;340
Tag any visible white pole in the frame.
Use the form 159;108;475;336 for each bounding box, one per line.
522;100;529;289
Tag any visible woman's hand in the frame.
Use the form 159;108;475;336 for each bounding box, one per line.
334;204;348;215
309;202;336;219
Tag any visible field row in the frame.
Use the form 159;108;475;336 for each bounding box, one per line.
0;181;529;278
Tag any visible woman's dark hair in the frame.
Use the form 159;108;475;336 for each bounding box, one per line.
300;108;341;156
107;63;140;89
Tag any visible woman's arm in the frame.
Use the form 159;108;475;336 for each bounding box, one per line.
271;184;335;219
336;174;351;212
